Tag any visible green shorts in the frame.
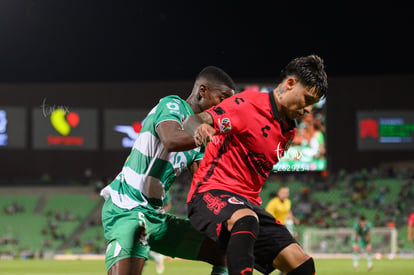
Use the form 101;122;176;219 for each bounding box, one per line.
353;238;367;248
101;197;206;271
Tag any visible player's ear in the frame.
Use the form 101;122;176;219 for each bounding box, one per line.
286;77;297;91
199;84;207;99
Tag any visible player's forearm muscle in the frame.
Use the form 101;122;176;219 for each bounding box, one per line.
156;121;196;152
183;112;213;137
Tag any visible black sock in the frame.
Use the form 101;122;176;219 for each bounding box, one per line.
226;216;259;275
287;258;315;275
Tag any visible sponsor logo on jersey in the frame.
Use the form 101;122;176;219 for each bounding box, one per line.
228;196;244;205
203;192;227;215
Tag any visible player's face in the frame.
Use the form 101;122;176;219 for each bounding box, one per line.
282;81;321;120
360;220;367;227
199;84;234;111
278;187;290;200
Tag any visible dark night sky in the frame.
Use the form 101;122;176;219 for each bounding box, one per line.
0;1;413;83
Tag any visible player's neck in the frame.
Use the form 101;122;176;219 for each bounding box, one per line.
186;94;202;114
272;89;288;122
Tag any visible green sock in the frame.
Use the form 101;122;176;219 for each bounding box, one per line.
211;265;228;275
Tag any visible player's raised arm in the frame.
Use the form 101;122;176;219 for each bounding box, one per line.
183;112;215;146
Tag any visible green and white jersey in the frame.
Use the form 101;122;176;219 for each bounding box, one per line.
353;221;371;242
100;95;204;210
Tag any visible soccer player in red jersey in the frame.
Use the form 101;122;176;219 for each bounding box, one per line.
408;210;414;243
183;54;328;275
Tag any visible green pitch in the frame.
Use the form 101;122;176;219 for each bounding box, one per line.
0;258;413;274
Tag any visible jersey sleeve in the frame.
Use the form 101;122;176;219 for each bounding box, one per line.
205;95;249;135
154;96;186;127
353;222;359;232
163;191;171;203
193;144;205;162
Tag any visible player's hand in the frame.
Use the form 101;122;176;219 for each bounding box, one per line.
194;123;216;146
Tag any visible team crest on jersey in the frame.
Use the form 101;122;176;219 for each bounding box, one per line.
218;118;231;133
228;196;244;205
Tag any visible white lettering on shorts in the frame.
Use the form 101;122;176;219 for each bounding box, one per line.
138;212;148;245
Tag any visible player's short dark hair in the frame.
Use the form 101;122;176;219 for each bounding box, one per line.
196;66;236;91
280;54;328;99
359;215;367;221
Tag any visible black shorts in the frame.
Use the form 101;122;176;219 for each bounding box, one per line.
187;189;297;274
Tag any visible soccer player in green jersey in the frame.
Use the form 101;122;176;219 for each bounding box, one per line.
147;192;171;274
100;66;235;275
352;215;373;271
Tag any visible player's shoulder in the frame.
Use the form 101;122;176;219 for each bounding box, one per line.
232;90;268;110
274;197;284;204
238;90;266;99
268;196;280;203
157;95;189;111
159;95;185;104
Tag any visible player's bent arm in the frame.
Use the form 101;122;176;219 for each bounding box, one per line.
289;211;300;225
156;120;197;152
183;112;216;146
183;112;213;136
366;231;371;243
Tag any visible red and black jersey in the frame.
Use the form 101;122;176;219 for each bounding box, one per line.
187;90;296;205
409;213;414;226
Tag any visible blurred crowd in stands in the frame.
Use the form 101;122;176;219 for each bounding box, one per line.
1;165;413;259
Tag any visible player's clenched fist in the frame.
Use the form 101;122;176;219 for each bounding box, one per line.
194;123;216;146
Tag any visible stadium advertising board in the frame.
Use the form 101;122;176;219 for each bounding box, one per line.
103;109;149;150
357;110;414;150
0;107;26;149
32;107;98;150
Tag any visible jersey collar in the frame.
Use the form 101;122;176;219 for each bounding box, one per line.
268;91;297;134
